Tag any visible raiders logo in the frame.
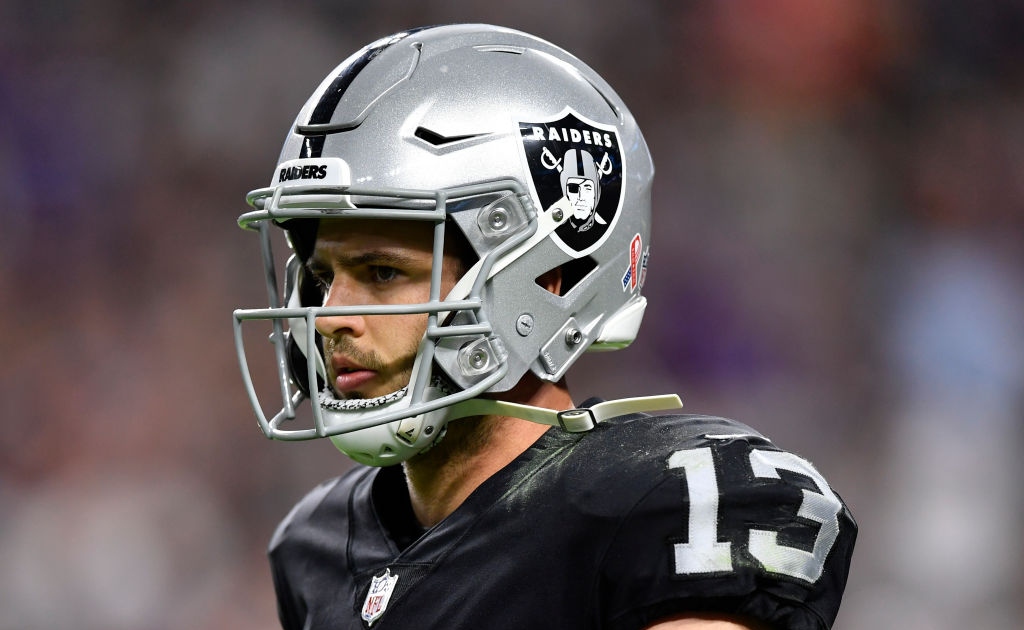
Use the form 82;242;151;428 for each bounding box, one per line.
518;109;624;256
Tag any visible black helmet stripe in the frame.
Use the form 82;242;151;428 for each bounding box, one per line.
299;27;431;158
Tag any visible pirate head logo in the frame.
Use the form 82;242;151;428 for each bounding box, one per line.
561;149;605;231
519;110;624;256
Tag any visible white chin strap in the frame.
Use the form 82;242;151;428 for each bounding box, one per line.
318;384;682;433
321;386;683;467
444;393;684;433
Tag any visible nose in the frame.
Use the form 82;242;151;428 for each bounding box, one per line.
314;276;367;339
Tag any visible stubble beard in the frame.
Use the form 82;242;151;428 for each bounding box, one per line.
324;335;417;400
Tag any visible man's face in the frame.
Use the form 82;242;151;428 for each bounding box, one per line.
566;176;596;219
309;219;463;400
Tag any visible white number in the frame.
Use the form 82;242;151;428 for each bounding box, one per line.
668;446;843;584
748;449;841;582
668;448;734;574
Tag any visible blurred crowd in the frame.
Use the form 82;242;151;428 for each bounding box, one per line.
1;1;1022;629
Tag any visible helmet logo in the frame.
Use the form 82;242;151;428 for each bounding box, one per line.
519;110;624;257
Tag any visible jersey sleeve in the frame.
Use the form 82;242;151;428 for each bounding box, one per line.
597;429;857;630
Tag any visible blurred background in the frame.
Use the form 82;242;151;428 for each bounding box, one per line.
2;1;1022;628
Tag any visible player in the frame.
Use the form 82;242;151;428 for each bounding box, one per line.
232;24;857;630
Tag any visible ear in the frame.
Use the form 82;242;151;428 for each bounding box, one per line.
536;267;563;296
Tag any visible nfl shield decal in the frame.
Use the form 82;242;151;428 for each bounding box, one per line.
519;109;624;257
361;568;399;626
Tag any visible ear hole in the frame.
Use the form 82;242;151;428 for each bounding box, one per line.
536;256;597;297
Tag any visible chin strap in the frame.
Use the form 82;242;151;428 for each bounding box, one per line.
319;386;409;410
448;394;683;432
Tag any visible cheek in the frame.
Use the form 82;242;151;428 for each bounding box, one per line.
441;257;468;298
371;314;429;349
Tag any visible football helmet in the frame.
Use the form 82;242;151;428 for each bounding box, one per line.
235;24;678;466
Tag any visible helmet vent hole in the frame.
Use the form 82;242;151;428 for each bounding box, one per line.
538;256;597;297
414;127;483;146
472;45;525;55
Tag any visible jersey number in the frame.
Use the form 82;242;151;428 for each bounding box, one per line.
668;446;842;584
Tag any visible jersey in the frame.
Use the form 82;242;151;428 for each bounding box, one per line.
268;409;857;630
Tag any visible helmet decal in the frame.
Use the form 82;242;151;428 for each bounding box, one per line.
518;109;624;257
621;233;645;293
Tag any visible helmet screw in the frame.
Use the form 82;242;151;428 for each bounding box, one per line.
516;314;535;337
488;207;509;231
565;328;583;346
458;337;504;377
552;209;564;222
424;426;434;436
469;348;489;370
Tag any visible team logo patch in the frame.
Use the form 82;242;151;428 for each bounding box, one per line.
519;109;624;256
361;568;399;626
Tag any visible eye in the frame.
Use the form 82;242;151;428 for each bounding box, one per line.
306;265;332;291
369;265;399;284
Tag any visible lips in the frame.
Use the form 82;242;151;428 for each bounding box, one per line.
334;369;377;393
331;357;377;394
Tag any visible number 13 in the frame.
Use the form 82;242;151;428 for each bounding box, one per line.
668;446;842;584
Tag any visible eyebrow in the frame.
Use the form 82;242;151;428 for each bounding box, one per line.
308;249;428;272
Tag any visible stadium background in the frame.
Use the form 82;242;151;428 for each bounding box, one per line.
1;1;1022;628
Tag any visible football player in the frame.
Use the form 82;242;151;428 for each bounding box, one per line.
233;24;857;630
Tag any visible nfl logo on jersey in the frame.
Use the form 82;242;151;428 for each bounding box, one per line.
361;568;399;625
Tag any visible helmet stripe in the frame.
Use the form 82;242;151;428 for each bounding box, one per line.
299;27;430;158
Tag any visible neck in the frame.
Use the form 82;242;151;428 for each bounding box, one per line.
402;376;571;527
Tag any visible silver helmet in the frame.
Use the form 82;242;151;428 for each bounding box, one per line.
235;24;657;466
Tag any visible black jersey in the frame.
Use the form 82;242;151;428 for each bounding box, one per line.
268;411;857;630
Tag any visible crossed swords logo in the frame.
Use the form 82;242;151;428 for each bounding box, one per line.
540;146;614;175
